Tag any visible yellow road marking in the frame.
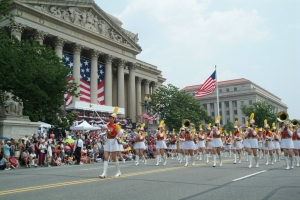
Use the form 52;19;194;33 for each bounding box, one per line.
0;159;231;196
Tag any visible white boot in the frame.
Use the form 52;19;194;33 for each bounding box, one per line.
171;153;174;159
135;156;139;166
159;155;162;163
199;153;203;160
156;155;160;166
219;155;222;166
248;156;252;168
246;152;249;161
114;162;121;177
142;155;147;165
99;161;108;178
274;154;277;163
233;154;237;164
192;155;195;166
265;154;269;165
179;153;183;163
271;154;274;165
278;153;280;161
229;150;232;158
206;154;209;164
213;154;216;167
284;156;290;170
254;156;259;167
163;154;167;165
184;155;188;167
290;156;294;169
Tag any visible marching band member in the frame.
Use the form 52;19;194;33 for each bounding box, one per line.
155;121;167;166
178;127;185;163
117;131;126;164
257;128;264;159
210;116;223;167
181;120;196;167
279;118;294;169
169;129;177;159
205;125;213;164
293;126;300;167
197;125;205;160
272;123;281;162
243;127;249;162
263;120;275;165
224;133;232;158
134;124;147;165
99;107;123;178
244;114;259;168
232;121;243;164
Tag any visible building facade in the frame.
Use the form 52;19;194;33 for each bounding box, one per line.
182;78;287;126
1;0;165;122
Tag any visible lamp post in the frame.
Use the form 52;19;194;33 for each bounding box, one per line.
144;96;152;144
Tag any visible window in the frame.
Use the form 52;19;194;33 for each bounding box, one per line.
249;100;252;105
226;111;230;116
241;86;244;90
220;111;222;116
232;101;237;107
219;89;222;93
226;88;230;92
203;104;207;110
234;110;238;115
242;117;245;124
241;101;244;105
210;103;214;109
220;119;223;125
211;112;215;117
219;102;222;108
234;87;237;91
225;102;229;108
227;118;230;123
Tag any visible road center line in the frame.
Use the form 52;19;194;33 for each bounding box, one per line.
232;170;267;182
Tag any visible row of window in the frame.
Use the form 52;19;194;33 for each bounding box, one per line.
211;110;238;117
203;100;252;110
219;86;245;93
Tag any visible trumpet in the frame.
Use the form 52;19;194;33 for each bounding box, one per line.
277;111;290;126
291;119;298;128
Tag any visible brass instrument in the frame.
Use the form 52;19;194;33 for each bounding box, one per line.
291;119;298;128
233;139;237;147
277;111;290;126
182;119;190;129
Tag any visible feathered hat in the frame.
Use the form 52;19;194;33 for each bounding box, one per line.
234;121;239;129
207;123;211;130
215;115;221;125
199;124;203;131
110;107;118;118
264;119;270;129
250;113;255;124
245;121;249;128
140;123;145;131
159;120;165;129
272;122;276;130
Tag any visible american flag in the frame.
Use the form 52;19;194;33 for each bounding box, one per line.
62;54;105;106
195;70;216;98
142;113;158;121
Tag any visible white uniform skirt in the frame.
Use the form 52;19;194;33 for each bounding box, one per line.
206;141;213;150
118;144;124;152
156;140;167;149
182;141;195;150
293;140;300;149
224;144;232;150
258;141;263;149
197;140;205;148
263;140;275;150
134;141;145;149
211;138;223;148
246;138;259;149
281;138;294;149
169;144;177;150
178;141;184;150
104;139;119;152
243;139;249;148
273;141;280;149
231;140;243;150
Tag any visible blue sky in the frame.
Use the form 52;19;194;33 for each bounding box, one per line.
96;0;300;119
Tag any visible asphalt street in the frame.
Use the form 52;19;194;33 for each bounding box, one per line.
0;156;299;200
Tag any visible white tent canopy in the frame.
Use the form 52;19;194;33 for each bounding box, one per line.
70;121;100;131
38;121;52;128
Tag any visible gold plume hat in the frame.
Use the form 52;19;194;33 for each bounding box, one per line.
199;124;203;131
207;123;211;130
215;116;221;125
110;107;118;118
234;121;239;129
250;113;255;124
264;119;270;129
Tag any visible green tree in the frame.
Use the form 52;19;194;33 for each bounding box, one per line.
52;113;79;131
240;101;277;128
143;84;212;131
222;121;234;134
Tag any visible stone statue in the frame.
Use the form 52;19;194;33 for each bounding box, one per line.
50;6;62;18
2;94;23;116
69;7;81;25
17;100;23;116
61;9;71;22
81;10;87;26
133;33;139;43
34;5;47;12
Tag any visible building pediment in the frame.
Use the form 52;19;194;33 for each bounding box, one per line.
16;0;142;53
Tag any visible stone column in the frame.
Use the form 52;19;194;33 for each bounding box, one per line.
104;55;113;106
153;82;158;94
72;43;82;102
34;30;47;45
90;50;100;104
8;22;26;40
229;101;234;122
136;77;143;121
129;64;136;121
117;59;126;108
221;102;226;125
144;80;150;95
54;37;65;59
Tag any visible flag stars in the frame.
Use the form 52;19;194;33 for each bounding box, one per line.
99;70;104;75
68;62;73;68
84;61;89;66
86;68;90;73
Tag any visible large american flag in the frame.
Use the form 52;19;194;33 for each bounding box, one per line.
62;54;105;106
195;70;216;98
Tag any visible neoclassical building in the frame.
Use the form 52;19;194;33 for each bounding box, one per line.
1;0;166;122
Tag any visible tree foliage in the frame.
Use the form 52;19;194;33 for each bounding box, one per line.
143;84;212;131
222;121;234;134
240;101;277;128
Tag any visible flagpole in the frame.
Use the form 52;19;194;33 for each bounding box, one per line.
215;65;220;118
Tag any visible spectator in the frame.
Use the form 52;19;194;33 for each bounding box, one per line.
21;149;32;168
38;139;47;167
24;135;29;144
0;140;3;154
52;154;64;166
30;149;38;167
0;153;11;170
46;141;53;167
68;154;75;165
3;141;11;159
9;154;19;169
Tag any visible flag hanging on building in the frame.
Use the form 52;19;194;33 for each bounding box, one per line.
195;70;216;98
62;54;105;106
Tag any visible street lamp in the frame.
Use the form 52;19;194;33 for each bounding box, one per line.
144;96;152;144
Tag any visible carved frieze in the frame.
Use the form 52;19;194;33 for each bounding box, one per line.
30;4;136;48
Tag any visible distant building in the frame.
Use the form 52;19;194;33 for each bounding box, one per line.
181;78;287;125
